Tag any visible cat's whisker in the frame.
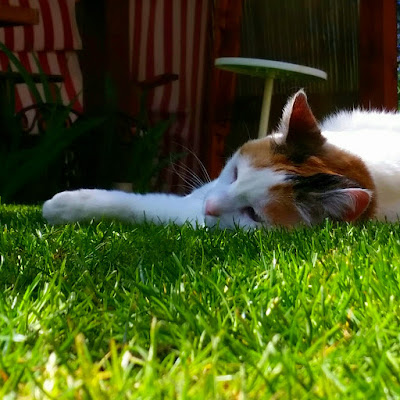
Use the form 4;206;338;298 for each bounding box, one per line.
244;121;252;141
196;156;212;184
166;163;197;194
183;145;211;183
167;169;196;193
168;162;203;192
170;162;201;185
175;183;197;193
170;158;205;188
171;142;211;183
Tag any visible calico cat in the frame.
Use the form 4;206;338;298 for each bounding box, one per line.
43;90;400;229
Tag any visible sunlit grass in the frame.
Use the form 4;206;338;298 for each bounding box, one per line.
1;204;400;398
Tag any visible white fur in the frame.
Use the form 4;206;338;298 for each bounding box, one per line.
43;154;284;229
321;110;400;221
43;186;210;227
43;95;400;228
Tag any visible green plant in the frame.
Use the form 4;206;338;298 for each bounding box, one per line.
0;43;103;203
89;77;184;193
126;116;184;193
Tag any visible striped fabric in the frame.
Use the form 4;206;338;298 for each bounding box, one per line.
129;0;210;192
0;0;82;51
0;0;83;119
0;50;83;112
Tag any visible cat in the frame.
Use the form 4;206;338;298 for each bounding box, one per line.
43;89;400;229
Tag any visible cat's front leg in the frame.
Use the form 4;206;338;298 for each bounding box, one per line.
43;188;206;226
43;189;130;224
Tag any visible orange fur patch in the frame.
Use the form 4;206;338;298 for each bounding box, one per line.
240;137;377;220
263;184;302;227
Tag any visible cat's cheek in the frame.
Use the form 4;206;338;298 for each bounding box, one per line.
264;200;302;227
263;185;303;227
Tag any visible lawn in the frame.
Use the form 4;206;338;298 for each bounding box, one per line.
1;204;400;399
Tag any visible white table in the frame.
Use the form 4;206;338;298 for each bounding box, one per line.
215;57;327;138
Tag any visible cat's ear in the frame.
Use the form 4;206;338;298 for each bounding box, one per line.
279;90;325;158
317;187;372;222
291;173;372;223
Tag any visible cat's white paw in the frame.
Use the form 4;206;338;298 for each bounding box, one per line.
43;189;96;224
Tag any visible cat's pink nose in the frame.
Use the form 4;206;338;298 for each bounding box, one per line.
205;199;221;217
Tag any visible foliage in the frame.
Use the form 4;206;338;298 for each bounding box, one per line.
0;43;182;198
2;205;400;398
126;117;183;193
107;93;183;193
0;43;103;203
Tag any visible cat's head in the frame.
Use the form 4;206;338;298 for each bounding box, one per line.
204;90;375;229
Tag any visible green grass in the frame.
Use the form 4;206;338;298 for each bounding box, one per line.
2;204;400;399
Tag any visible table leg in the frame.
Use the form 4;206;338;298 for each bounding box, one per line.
258;77;274;139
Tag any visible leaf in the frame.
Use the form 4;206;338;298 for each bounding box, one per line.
1;116;104;201
31;52;53;104
0;42;43;104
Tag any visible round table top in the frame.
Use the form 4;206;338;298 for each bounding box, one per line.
215;57;327;80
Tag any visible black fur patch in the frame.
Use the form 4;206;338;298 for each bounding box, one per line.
285;173;365;224
286;173;363;193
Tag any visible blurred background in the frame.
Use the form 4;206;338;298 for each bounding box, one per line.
0;0;397;202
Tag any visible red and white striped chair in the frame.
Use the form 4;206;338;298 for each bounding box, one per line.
129;0;210;192
0;0;83;114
